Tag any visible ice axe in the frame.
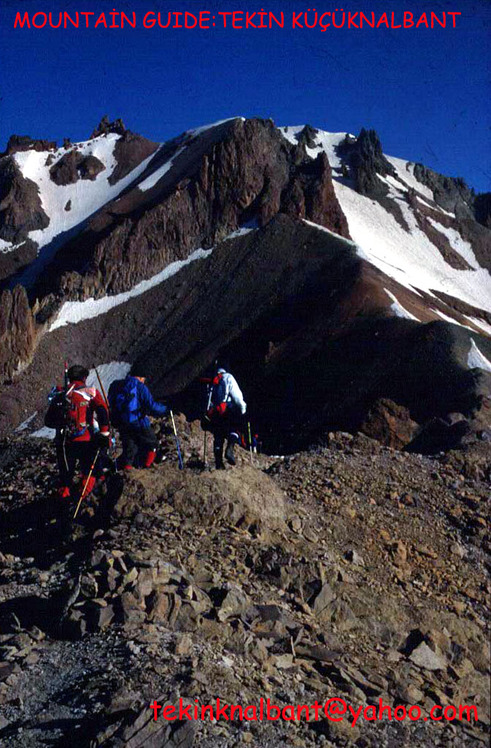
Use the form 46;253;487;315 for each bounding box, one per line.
92;364;110;412
73;449;100;519
170;410;184;470
203;383;213;468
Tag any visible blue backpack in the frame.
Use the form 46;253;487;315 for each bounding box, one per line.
109;378;140;426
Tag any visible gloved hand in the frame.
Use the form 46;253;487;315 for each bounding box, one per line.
94;431;110;451
215;402;227;416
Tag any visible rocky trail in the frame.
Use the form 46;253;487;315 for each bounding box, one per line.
0;420;489;747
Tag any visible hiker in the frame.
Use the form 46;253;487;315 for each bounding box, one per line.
201;363;247;469
45;364;110;499
108;364;168;471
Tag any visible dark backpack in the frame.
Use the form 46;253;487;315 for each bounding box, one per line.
45;385;91;438
109;378;140;426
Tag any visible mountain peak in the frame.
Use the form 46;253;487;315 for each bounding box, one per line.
89;115;127;140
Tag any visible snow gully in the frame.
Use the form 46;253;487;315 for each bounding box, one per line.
291;9;461;30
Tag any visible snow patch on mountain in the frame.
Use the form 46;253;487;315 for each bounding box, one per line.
50;247;213;330
188;117;245;139
467;340;491;373
50;227;254;330
426;218;478;269
137;146;185;192
336;180;491;313
15;412;38;432
384;289;419;320
303;219;357;245
416;195;454;218
464;316;491;337
431;308;467;328
8;134;156;255
280;126;491;314
385;157;435;201
280;126;347;169
86;361;131;392
30;426;56;439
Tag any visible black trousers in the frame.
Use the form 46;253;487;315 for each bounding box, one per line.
210;413;241;464
118;425;158;468
56;440;101;486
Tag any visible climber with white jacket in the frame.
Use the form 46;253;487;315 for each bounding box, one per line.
200;361;247;469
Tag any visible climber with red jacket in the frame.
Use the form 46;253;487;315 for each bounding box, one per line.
45;364;110;499
201;362;247;469
108;363;168;471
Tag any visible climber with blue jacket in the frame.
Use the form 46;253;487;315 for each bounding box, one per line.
108;363;168;471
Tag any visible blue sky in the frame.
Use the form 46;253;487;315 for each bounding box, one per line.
1;0;489;191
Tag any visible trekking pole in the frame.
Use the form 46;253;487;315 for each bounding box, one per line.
170;410;184;470
247;421;254;464
203;383;212;468
73;449;100;519
93;364;110;410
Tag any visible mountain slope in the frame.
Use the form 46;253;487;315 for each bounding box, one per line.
0;117;490;447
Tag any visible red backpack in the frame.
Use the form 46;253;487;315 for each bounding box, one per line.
64;386;92;438
46;384;94;439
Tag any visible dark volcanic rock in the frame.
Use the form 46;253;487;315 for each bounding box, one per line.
90;115;127;139
108;130;159;185
4;215;488;452
0;285;35;381
413;163;474;216
33;117;350;302
361;398;420;449
3;135;57;156
0;239;38;285
49;151;79;186
474;192;491;228
341;128;396;197
49;151;105;185
78;154;106;181
0;157;49;243
405;416;471;455
295;124;319;150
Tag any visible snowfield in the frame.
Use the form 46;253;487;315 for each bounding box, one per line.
6;121;489;339
8;134;156;259
467;340;491;373
280;126;491;315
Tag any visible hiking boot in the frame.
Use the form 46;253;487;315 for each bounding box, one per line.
225;442;236;466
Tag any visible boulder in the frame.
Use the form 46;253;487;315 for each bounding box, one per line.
361;398;419;449
409;641;447;672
